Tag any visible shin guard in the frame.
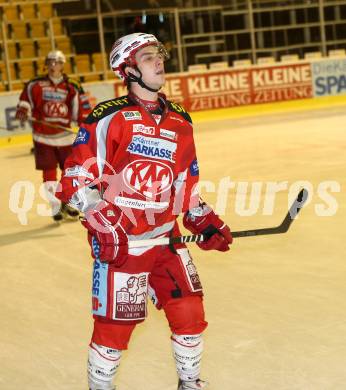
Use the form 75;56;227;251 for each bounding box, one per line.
88;342;121;390
171;334;204;382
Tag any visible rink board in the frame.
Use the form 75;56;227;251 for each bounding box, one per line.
2;92;346;148
2;55;346;146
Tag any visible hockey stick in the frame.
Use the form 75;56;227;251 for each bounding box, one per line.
128;188;309;249
0;121;75;133
0;125;14;131
28;117;77;133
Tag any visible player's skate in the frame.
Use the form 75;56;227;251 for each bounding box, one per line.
89;388;115;390
62;203;80;220
177;379;209;390
52;208;64;222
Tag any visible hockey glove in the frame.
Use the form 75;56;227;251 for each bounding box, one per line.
183;201;232;251
81;201;128;265
15;106;29;123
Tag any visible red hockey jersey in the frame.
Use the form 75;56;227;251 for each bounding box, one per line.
57;94;200;239
17;74;91;146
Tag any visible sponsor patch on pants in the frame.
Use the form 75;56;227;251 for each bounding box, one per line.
112;272;149;320
91;238;109;317
177;248;203;292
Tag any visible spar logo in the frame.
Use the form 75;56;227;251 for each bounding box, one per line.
123;159;173;199
43;101;68;117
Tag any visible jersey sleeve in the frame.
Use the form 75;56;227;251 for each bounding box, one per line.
166;101;200;214
173;123;200;214
56;121;101;210
180;134;200;212
77;87;92;125
56;98;127;211
17;82;33;113
68;78;92;125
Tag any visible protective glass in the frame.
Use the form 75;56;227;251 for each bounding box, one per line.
129;43;170;66
157;43;170;61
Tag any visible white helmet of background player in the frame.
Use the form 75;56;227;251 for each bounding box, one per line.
46;50;66;64
109;32;169;91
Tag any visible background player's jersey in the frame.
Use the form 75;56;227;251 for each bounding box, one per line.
57;95;200;238
17;75;91;146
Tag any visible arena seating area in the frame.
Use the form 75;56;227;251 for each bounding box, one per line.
0;1;107;91
1;0;346;92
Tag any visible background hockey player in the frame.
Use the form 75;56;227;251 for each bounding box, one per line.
56;33;233;390
15;50;92;221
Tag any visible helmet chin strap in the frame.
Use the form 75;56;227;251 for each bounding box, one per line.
127;68;161;93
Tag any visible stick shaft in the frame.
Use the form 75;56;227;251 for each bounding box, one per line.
0;125;12;131
128;189;308;249
127;229;270;248
28;117;76;133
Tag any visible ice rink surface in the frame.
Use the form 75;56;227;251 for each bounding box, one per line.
1;104;346;390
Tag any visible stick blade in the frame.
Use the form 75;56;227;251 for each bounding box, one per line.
288;188;309;220
232;188;309;238
277;188;309;233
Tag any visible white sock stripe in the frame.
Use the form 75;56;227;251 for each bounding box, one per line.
89;343;121;362
172;336;201;348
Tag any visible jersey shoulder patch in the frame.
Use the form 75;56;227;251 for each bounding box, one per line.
85;96;132;123
167;101;192;123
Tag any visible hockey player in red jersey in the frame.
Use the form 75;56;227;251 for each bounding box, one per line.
15;49;91;221
56;33;232;390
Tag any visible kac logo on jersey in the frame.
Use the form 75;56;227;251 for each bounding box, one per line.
122;111;142;121
73;127;90;146
190;159;199;176
43;101;68;117
127;135;177;162
123;159;173;199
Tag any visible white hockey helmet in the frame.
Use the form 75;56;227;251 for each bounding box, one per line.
46;50;66;64
109;32;168;80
